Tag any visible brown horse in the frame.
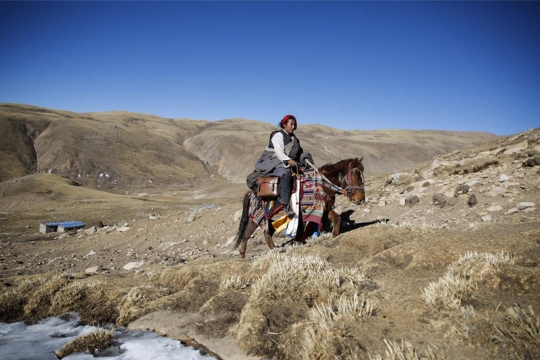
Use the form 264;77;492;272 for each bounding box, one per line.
233;158;365;258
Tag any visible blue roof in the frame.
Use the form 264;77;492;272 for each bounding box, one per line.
45;221;85;227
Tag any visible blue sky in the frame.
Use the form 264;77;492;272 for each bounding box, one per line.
1;1;538;136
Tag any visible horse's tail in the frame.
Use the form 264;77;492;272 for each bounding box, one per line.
233;191;252;250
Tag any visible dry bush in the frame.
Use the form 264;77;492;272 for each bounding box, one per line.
236;252;375;358
23;275;69;320
445;305;478;340
0;275;51;322
298;294;378;360
1;273;121;325
369;339;439;360
48;281;119;324
492;305;540;358
423;251;514;311
116;284;174;325
220;274;251;291
54;327;114;359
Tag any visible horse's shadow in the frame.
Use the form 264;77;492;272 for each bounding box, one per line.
279;210;389;247
340;210;389;232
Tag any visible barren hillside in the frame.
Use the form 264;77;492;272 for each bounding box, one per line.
1;104;498;188
0;126;538;359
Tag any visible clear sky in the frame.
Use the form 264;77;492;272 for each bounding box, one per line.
1;1;538;136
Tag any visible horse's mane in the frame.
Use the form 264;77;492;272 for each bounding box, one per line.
318;158;363;177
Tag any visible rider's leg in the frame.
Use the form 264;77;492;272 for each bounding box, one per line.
279;171;295;217
279;170;292;205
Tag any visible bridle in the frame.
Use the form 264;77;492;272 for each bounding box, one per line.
339;161;365;195
304;159;364;196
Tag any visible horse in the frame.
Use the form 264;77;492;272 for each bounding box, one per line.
233;157;365;258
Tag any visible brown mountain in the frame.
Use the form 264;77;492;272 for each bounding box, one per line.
0;103;498;191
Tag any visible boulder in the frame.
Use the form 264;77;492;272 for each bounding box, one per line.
516;202;535;210
433;193;447;207
123;261;144;270
467;194;477;207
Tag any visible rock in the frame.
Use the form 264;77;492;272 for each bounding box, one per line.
422;181;431;187
506;208;519;214
486;205;502;212
85;226;97;234
433;193;447;207
85;250;96;257
481;215;492;222
454;184;469;197
499;174;509;182
465;179;482;187
85;266;100;274
123;261;144;270
523;156;540;167
233;210;243;222
117;226;131;232
524;207;536;213
486;187;507;197
399;198;406;206
363;208;371;213
405;195;420;207
405;186;414;193
467;194;477;207
504;142;527;155
378;200;387;207
516;202;535;210
149;214;158;220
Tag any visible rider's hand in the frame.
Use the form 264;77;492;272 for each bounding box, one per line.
287;159;297;167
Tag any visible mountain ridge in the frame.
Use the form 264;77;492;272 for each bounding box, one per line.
0;103;499;191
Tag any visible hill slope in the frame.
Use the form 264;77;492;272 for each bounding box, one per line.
1;103;498;188
0;127;539;359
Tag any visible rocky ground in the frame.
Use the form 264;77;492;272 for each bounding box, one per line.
1;128;539;359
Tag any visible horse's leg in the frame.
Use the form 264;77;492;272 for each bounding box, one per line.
264;224;275;250
328;209;341;237
238;219;258;259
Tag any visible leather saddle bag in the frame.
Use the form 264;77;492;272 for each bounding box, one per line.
256;176;280;200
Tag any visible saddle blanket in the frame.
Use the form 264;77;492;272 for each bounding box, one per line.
248;169;326;236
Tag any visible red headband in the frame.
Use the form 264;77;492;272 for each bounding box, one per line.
281;115;296;126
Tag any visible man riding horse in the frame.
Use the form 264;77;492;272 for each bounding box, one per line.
250;114;314;217
236;115;366;258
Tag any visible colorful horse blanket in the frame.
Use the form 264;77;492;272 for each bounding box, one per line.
248;169;326;238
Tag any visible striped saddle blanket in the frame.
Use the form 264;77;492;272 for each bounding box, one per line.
249;169;326;231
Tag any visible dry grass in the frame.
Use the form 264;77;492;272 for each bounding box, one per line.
369;339;439;360
0;274;52;322
236;251;376;358
54;327;114;359
116;284;174;325
220;274;251;291
492;305;540;358
422;251;515;311
300;294;378;360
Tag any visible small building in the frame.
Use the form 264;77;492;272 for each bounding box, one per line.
39;221;85;234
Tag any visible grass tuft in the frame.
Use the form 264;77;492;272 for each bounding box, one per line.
423;251;514;311
54;327;114;359
369;339;439;360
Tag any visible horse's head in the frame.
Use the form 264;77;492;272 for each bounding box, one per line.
342;157;365;205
